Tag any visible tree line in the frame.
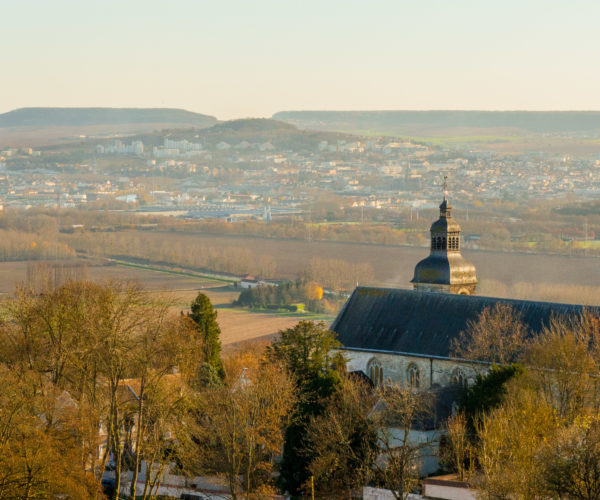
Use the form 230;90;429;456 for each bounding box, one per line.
234;278;345;314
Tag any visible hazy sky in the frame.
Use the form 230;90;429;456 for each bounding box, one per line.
2;0;599;119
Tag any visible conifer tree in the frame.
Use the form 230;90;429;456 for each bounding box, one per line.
189;292;225;383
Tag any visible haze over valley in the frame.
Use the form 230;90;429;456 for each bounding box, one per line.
2;1;600;498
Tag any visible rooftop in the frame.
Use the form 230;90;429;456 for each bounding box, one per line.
331;287;598;358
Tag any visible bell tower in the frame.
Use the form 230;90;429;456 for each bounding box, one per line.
411;178;478;295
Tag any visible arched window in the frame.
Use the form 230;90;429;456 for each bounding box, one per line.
368;358;384;385
452;368;468;388
407;364;420;389
442;237;447;250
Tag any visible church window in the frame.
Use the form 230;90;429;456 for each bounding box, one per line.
368;358;384;385
442;237;447;250
407;364;420;389
452;369;468;388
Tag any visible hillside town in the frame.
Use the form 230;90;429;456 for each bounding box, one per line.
1;124;600;221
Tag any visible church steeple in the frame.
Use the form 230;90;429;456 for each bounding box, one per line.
411;180;478;295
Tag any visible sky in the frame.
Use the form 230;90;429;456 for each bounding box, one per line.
1;0;599;120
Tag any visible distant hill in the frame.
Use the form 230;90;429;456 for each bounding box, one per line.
0;107;217;128
138;118;353;151
273;110;600;136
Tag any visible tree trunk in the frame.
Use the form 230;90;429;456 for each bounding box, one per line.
130;377;145;498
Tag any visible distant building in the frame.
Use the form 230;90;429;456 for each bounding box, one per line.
239;275;263;289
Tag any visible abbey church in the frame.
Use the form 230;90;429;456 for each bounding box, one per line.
330;189;599;473
331;190;597;392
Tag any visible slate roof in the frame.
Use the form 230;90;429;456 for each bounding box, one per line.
331;287;599;358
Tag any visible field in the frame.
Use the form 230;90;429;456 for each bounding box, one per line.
121;231;600;292
0;261;324;346
3;232;600;345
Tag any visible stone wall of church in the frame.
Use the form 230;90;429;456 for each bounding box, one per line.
341;349;486;389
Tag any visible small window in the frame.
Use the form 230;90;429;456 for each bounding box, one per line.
407;364;420;389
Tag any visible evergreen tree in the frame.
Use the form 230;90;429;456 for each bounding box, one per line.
267;321;345;496
189;292;225;383
460;363;524;436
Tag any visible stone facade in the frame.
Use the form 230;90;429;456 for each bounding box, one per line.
342;348;485;390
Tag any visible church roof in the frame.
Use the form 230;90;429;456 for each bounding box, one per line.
331;287;598;358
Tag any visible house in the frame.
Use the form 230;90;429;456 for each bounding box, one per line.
239;275;264;289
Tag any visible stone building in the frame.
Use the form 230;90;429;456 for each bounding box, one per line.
331;192;599;389
331;287;594;390
330;193;600;474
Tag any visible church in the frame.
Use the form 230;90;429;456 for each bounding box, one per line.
330;189;599;474
331;190;597;398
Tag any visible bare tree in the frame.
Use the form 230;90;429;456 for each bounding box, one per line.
371;386;432;500
539;417;600;500
183;358;295;500
451;303;528;364
440;412;471;482
526;315;598;421
305;375;378;499
475;387;557;500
